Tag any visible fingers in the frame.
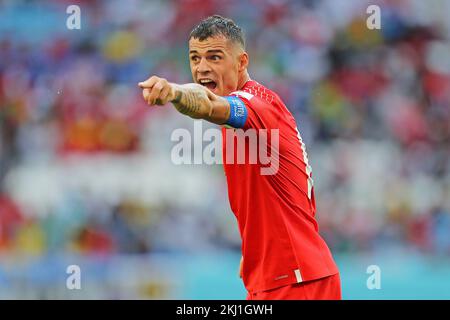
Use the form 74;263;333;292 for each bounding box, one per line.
147;81;164;105
239;256;243;278
156;85;171;104
142;88;151;102
138;76;158;89
139;76;173;106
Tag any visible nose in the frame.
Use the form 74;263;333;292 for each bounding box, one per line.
197;57;212;74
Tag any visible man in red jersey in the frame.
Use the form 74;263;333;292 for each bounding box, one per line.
138;15;341;300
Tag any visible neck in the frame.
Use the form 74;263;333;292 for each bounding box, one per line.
237;71;251;90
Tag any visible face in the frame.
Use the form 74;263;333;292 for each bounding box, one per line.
189;35;246;96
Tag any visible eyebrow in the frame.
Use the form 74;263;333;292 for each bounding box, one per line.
189;49;225;55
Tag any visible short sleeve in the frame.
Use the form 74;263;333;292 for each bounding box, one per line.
228;91;279;130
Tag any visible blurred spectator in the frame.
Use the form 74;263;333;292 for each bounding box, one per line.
0;0;449;262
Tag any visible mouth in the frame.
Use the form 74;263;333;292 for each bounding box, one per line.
198;79;217;91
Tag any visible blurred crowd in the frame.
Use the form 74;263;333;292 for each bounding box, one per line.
1;0;450;262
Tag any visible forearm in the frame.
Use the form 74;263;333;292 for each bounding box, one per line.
138;76;230;125
171;83;210;118
171;83;230;124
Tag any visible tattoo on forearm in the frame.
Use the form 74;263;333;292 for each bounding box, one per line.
172;91;182;104
172;88;207;118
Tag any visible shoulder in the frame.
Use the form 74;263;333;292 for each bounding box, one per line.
231;81;280;107
226;81;286;130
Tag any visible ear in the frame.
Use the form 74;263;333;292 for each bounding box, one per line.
238;52;249;72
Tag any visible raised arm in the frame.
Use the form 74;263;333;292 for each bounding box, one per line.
138;76;230;125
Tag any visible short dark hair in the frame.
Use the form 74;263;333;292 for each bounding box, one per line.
189;15;245;49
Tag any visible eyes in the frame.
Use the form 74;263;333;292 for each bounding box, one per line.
190;55;222;63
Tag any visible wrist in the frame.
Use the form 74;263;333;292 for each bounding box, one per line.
170;84;182;103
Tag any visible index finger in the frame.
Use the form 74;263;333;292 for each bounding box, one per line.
138;76;158;89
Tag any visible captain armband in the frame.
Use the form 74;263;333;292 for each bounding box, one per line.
224;96;248;129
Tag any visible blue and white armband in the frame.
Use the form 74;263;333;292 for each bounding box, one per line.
224;96;248;129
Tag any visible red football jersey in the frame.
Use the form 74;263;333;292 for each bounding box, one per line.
222;80;339;293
